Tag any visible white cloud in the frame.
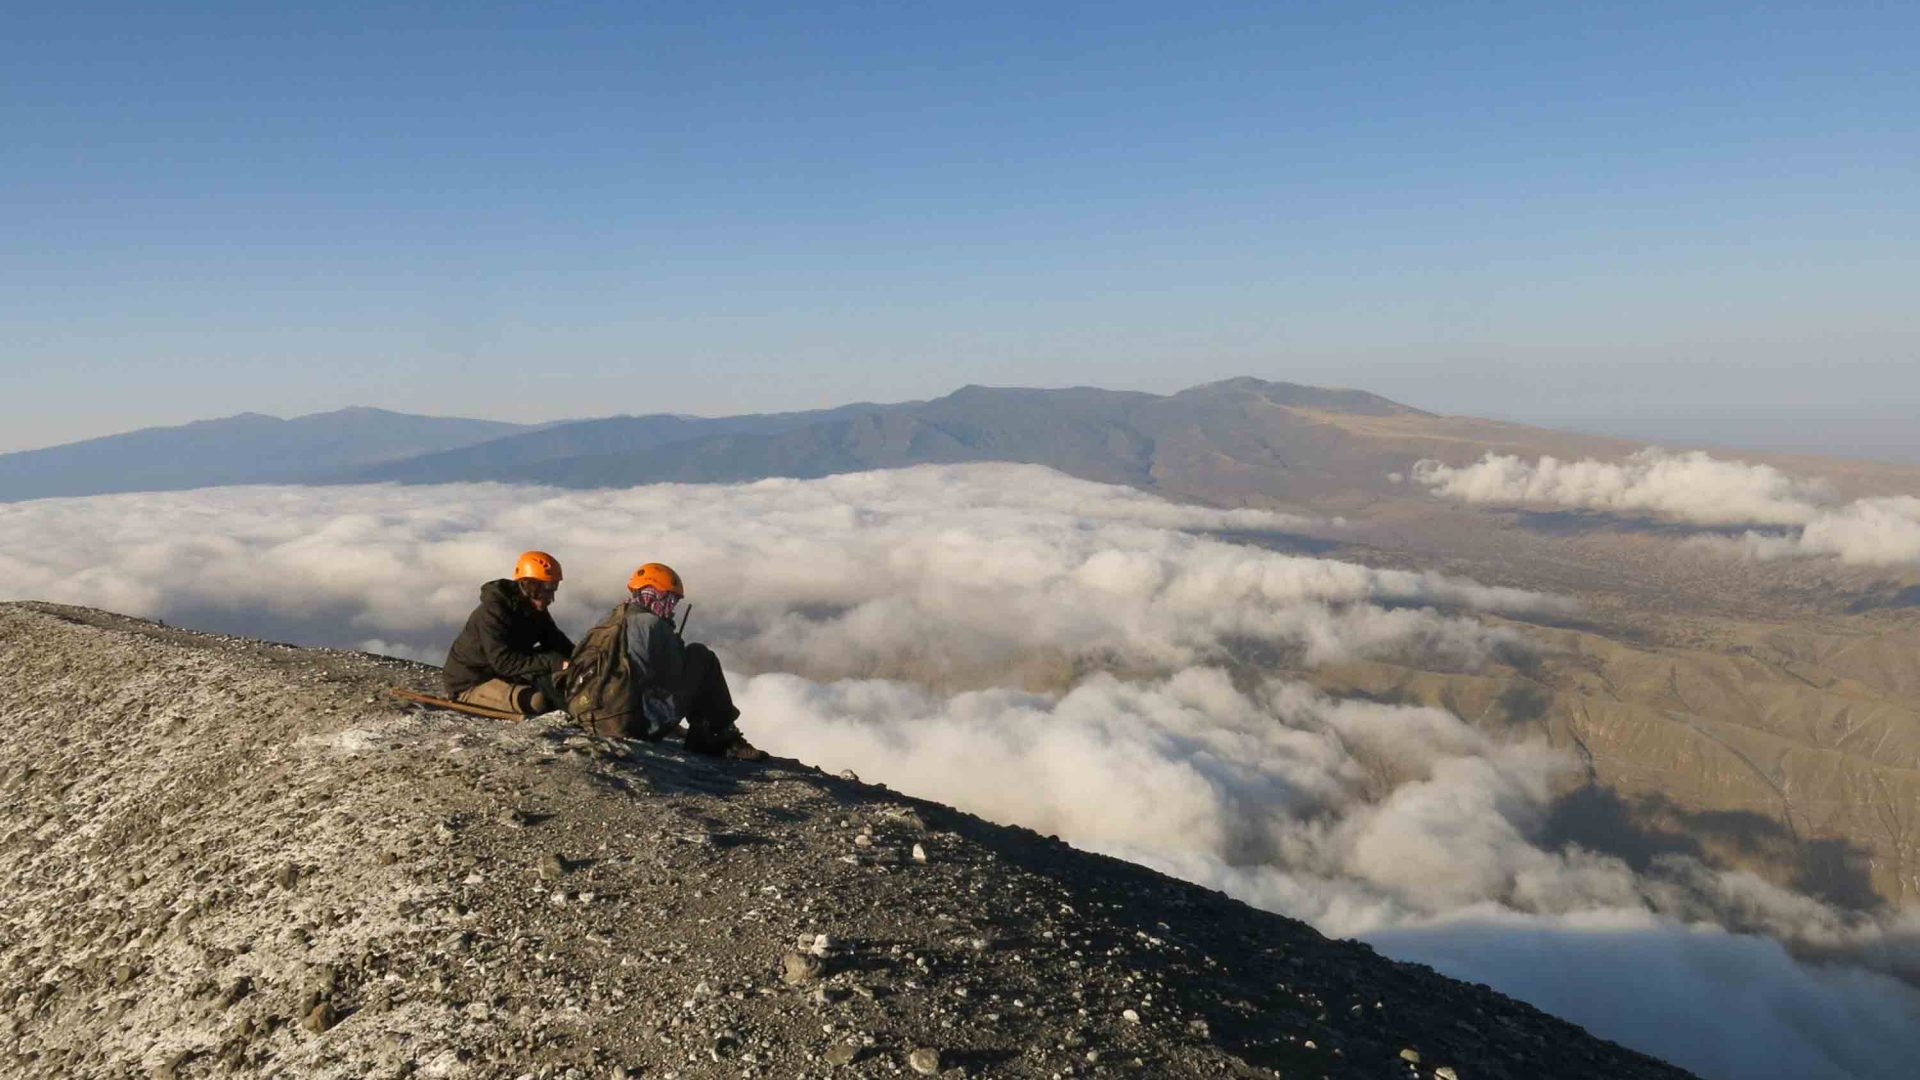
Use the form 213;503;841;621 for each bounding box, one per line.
0;465;1561;681
1371;914;1920;1080
1412;449;1824;525
1414;450;1920;566
1792;497;1920;565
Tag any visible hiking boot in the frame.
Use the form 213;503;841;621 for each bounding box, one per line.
688;728;767;761
721;735;769;762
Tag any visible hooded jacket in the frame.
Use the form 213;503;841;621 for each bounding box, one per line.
443;579;575;696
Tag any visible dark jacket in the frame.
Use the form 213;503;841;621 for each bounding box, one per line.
443;579;575;696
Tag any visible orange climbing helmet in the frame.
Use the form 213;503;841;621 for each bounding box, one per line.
512;550;564;584
627;562;683;596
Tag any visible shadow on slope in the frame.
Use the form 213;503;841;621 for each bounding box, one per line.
1544;786;1882;913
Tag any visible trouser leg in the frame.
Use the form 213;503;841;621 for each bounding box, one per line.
457;678;531;714
528;671;562;713
677;643;741;752
457;676;557;716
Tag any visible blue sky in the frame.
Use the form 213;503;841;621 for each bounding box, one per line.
4;2;1916;452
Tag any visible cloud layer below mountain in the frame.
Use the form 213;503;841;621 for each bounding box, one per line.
0;465;1557;677
2;465;1915;1078
1413;450;1920;565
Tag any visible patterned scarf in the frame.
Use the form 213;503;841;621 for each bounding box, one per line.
633;586;680;622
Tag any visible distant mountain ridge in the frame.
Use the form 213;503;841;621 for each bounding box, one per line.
0;407;533;501
349;399;923;485
343;378;1436;498
0;378;1440;502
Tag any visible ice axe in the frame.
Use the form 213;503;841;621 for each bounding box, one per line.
677;601;692;636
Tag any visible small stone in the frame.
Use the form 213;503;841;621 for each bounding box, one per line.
782;950;825;983
1435;1068;1460;1080
1122;1008;1141;1023
907;1047;941;1074
824;1043;860;1066
838;769;860;782
911;843;928;864
1399;1048;1422;1065
274;863;299;890
219;977;253;1008
303;1001;337;1033
853;834;873;849
540;852;567;878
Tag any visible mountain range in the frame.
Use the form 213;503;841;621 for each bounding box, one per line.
0;378;1474;502
0;407;530;501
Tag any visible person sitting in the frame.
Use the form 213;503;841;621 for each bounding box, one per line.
443;550;575;715
624;562;765;760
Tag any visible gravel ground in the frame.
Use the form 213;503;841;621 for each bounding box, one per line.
0;602;1698;1079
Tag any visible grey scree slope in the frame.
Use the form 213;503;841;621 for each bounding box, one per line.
0;604;1696;1080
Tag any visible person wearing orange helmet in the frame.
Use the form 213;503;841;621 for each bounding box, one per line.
623;562;765;760
442;550;576;715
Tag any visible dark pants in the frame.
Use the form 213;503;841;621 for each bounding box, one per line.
677;643;742;753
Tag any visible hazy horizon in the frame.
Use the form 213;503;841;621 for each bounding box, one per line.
6;376;1917;468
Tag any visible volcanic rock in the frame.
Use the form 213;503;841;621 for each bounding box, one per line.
0;603;1700;1078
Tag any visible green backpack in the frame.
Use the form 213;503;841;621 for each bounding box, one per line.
564;603;642;737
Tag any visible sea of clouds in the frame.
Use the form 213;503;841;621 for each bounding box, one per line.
1412;449;1920;565
4;464;1917;1079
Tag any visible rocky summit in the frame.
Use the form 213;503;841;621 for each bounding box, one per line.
0;603;1696;1079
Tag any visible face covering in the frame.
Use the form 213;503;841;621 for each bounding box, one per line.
634;586;680;621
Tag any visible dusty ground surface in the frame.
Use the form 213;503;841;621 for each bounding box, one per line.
0;602;1697;1079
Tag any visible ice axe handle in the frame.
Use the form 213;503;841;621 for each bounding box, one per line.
677;602;692;636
